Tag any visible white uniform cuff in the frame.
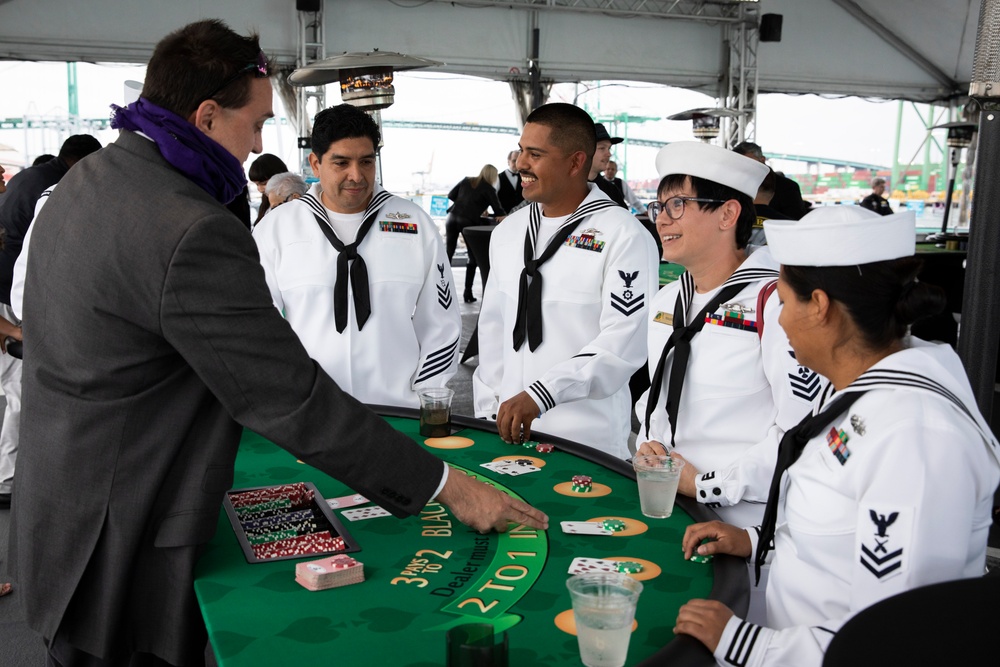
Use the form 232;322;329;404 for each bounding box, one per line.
714;616;771;667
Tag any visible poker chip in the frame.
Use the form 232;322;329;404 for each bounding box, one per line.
514;458;534;466
615;561;644;574
522;440;540;449
571;475;593;493
602;519;627;533
689;553;713;564
535;443;554;453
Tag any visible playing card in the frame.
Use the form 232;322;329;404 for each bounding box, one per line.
568;557;619;575
560;521;612;535
494;463;541;476
326;493;368;509
480;461;509;472
341;506;391;521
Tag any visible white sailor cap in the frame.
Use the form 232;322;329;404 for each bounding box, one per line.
765;206;916;266
654;141;769;199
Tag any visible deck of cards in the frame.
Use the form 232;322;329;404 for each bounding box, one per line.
341;505;392;521
295;554;365;591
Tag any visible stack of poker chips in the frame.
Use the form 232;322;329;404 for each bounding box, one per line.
571;475;593;493
295;554;365;591
535;443;554;453
615;561;644;574
602;519;627;533
229;483;347;561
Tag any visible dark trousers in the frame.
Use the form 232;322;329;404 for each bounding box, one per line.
446;214;480;295
46;635;203;667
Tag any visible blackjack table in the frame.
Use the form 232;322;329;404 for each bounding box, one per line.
194;409;748;666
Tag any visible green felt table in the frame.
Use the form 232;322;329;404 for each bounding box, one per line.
194;411;747;666
658;262;685;286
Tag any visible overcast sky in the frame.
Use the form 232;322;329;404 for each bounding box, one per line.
1;60;945;194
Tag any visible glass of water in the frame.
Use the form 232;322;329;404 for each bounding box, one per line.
566;573;643;667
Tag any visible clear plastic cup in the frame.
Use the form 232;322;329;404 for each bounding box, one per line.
566;573;643;667
418;387;454;437
632;455;685;518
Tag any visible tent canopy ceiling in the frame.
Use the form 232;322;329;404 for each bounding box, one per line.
0;0;980;104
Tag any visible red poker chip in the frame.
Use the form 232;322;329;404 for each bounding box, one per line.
535;443;554;453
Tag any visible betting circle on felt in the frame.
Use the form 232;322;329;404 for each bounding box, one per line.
552;481;613;497
553;609;639;636
585;516;649;537
423;435;475;449
491;454;546;468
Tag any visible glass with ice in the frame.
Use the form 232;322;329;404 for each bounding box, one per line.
566;573;643;667
632;454;685;518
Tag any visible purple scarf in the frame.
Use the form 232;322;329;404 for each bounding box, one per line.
110;98;247;204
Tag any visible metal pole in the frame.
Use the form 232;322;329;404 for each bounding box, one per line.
958;103;1000;420
939;147;959;234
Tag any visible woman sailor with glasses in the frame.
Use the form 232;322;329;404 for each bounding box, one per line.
634;142;822;616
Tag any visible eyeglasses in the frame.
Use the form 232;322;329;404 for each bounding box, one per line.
647;196;727;221
205;51;269;101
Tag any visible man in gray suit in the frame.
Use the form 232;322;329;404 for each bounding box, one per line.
10;19;546;667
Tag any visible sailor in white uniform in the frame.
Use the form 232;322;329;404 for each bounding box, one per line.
473;103;658;458
675;206;1000;667
635;142;819;528
254;105;461;408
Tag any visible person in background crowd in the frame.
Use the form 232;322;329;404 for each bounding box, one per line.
31;154;55;167
747;167;790;245
447;163;506;302
733;141;810;220
260;171;307;218
860;176;894;216
587;123;627;208
474;103;658;459
0;133;101;512
248;153;288;226
675;206;999;667
255;104;463;408
497;149;523;212
604;159;645;213
13;20;545;666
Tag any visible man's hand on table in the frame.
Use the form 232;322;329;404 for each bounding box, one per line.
437;465;549;533
681;520;752;560
496;391;540;444
674;599;734;653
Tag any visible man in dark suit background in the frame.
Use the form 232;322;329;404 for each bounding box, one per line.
10;19;546;667
497;149;523;212
733;141;810;220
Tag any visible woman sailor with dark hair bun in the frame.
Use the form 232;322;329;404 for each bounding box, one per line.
673;206;1000;667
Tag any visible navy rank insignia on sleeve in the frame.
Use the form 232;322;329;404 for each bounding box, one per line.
787;351;821;402
858;507;909;581
611;270;644;316
436;263;452;309
379;220;418;234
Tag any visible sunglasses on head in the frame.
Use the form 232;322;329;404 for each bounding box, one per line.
205;51;268;101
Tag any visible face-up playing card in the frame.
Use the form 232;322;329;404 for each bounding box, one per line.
480;461;509;473
326;493;368;509
341;506;391;521
560;521;612;535
568;557;619;575
493;463;541;476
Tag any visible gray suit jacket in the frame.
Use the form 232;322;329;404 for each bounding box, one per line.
10;131;445;664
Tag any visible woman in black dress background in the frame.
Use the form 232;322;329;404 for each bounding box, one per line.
447;164;506;302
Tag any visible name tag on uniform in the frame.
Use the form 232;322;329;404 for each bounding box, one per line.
379;221;418;234
653;311;673;326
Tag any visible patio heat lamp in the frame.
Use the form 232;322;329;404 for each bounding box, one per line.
666;108;741;143
289;50;442;179
929;120;977;234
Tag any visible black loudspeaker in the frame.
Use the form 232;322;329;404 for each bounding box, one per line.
760;14;783;42
296;0;321;12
